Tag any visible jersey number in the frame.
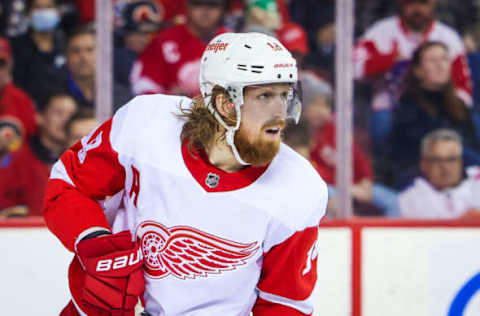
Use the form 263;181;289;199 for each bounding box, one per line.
302;239;318;276
129;165;140;207
78;131;103;164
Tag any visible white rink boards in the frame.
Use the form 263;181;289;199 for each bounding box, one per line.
1;220;480;316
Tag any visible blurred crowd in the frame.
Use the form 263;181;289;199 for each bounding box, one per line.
1;0;480;220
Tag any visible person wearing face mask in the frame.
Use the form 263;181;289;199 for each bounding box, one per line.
9;0;66;105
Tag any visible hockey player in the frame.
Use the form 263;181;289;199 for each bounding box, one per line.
45;32;327;316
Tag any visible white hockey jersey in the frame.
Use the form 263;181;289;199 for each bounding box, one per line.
45;94;328;316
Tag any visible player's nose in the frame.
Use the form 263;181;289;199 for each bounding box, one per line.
270;96;288;118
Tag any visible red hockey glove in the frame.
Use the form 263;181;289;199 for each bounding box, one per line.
76;231;145;316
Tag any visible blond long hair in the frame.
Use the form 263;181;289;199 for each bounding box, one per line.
178;86;236;152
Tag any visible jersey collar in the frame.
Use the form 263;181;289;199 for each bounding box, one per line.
181;142;268;192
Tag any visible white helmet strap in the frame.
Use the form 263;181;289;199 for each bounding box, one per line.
226;129;250;166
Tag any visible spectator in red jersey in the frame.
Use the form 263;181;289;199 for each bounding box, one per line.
0;36;37;154
354;0;472;147
130;0;229;96
0;91;77;217
10;0;67;105
59;25;132;111
303;76;374;216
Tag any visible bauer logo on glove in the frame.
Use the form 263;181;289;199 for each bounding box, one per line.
95;248;143;272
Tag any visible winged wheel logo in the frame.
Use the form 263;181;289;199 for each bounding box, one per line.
136;221;259;279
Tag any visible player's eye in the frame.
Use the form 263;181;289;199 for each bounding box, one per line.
258;92;272;100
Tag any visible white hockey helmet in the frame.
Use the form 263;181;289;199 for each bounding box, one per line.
199;32;302;165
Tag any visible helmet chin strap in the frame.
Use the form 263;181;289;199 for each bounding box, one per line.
225;129;250;166
207;101;251;166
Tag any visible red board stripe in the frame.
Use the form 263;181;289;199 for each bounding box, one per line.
352;225;362;316
0;216;45;227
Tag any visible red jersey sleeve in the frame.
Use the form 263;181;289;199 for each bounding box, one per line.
253;226;319;316
354;39;398;78
451;54;473;106
43;118;126;251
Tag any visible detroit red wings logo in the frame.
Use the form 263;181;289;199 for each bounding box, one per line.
136;221;259;280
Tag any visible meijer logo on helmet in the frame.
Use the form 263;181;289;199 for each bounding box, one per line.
206;42;229;53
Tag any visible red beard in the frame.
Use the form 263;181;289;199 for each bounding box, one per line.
234;120;285;167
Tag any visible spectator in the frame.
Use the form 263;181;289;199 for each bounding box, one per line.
131;0;229;96
0;91;77;217
114;1;162;89
61;25;132;111
354;0;472;146
0;36;37;143
389;41;480;185
65;107;97;147
399;129;480;219
10;0;66;105
299;75;381;216
302;73;399;216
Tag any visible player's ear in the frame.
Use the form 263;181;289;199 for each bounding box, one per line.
215;94;234;117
